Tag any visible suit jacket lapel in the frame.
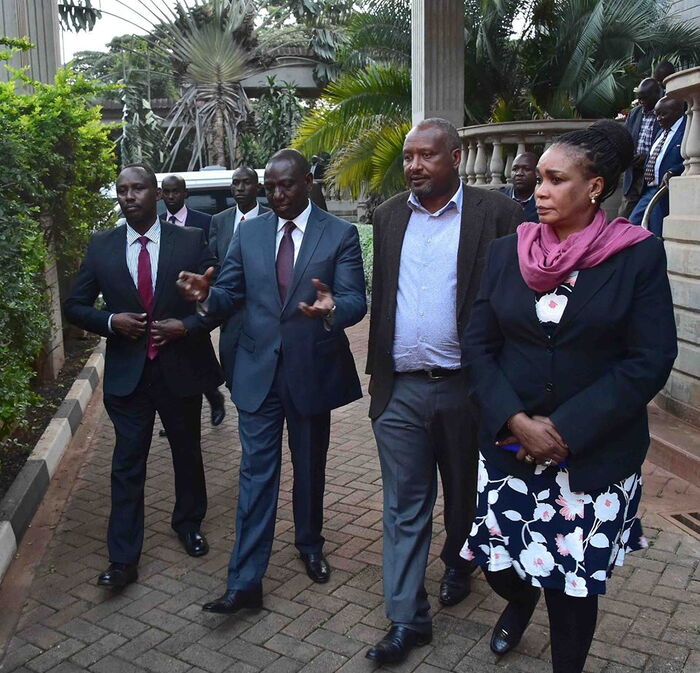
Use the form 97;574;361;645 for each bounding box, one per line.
284;208;324;309
152;224;174;313
457;186;486;319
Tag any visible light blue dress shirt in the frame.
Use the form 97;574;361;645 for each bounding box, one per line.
392;184;462;372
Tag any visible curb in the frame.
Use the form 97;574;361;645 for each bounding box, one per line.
0;339;105;584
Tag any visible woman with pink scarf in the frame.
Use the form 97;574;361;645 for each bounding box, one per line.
460;120;677;673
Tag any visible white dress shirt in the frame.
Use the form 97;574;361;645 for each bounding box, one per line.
234;202;260;233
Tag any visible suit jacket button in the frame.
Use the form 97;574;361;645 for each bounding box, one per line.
545;383;554;392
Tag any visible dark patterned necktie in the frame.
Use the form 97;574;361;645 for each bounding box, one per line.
168;214;177;224
276;221;296;303
644;129;671;185
136;236;158;359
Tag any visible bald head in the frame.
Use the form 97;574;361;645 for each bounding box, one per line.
655;96;685;130
635;78;663;111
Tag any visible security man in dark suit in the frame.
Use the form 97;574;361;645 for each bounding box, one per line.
499;152;539;222
209;167;271;388
365;118;524;663
160;174;226;425
64;164;223;589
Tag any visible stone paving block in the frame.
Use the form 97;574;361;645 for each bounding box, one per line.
16;624;67;651
628;608;671;639
155;623;211;657
261;657;303;673
264;634;321;663
219;638;279;667
588;640;648;669
297;651;348;673
239;612;292;646
644;657;685;673
179;643;238;673
88;654;149;673
25;638;84;673
304;629;364;658
134;649;192;673
0;644;43;673
683;651;700;673
96;612;150;639
58;618;108;644
69;633;127;668
112;627;169;660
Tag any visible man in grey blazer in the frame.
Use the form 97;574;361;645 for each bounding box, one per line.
177;149;366;614
365;118;524;663
209;166;271;387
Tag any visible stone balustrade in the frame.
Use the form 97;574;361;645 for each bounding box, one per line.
658;67;700;426
457;118;598;185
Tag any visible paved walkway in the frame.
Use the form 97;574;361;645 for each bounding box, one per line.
1;319;699;673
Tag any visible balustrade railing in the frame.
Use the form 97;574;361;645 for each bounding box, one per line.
665;66;700;177
457;119;598;186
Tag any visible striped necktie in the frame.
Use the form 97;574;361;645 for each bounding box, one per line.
644;129;671;185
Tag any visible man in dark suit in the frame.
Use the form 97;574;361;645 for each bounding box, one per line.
365;118;524;664
177;149;366;614
64;164;223;588
629;96;686;236
209;166;271;388
619;78;662;217
160;174;225;425
499;151;539;222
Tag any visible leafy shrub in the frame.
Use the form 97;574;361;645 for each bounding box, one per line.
0;40;116;439
355;223;373;300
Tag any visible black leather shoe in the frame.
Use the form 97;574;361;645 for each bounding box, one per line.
490;587;541;656
178;531;209;557
201;587;262;614
365;625;432;664
97;563;138;589
209;391;226;426
439;567;472;606
300;552;331;583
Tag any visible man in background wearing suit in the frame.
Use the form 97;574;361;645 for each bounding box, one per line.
177;149;366;614
209;167;271;388
64;164;223;588
160;174;226;426
629;96;686;237
498;151;539;222
619;78;662;217
365;118;524;664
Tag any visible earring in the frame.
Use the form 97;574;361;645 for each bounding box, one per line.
590;195;597;204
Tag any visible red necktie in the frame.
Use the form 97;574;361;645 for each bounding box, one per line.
137;236;158;359
276;221;296;303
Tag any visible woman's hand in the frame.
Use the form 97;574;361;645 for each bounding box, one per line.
502;412;569;465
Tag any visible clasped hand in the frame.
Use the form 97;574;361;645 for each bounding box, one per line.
497;412;569;465
111;312;185;347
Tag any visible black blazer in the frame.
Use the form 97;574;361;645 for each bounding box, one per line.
462;234;677;492
161;208;212;241
366;184;524;418
64;223;223;398
498;185;539;223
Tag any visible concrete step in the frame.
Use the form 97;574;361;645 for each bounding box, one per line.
647;402;700;488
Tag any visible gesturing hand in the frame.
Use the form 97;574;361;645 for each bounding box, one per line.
112;312;147;340
177;266;215;302
298;278;335;319
151;319;186;347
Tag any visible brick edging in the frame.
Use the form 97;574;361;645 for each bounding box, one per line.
0;338;105;584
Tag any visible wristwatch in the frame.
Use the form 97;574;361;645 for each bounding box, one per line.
325;303;336;327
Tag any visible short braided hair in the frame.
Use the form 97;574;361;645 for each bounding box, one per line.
552;120;634;203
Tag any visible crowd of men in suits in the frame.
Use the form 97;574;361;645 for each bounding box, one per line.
64;72;685;662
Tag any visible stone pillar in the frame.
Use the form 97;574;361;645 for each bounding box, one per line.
660;67;700;426
411;0;464;127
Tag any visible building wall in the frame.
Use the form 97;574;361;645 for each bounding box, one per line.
0;0;60;83
669;0;700;26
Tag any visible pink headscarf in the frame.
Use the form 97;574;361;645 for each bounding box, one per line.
517;209;654;292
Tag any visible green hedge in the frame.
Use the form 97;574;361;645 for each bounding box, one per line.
355;223;373;300
0;38;116;439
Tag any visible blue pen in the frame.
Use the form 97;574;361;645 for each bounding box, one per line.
501;443;567;468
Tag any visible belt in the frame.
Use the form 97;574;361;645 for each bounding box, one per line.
399;367;462;380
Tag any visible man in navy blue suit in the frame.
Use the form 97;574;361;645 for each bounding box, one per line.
629;97;686;237
160;174;226;426
177;149;367;614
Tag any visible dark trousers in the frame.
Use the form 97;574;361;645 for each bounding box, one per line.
372;370;478;630
103;358;206;564
227;362;331;590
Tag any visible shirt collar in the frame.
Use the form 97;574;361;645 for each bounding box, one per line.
166;205;188;224
127;219;161;245
276;200;312;234
407;182;463;217
239;202;259;219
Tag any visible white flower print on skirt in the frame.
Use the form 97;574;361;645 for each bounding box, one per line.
461;454;648;596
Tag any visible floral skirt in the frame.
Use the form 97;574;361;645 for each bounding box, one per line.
460;454;648;596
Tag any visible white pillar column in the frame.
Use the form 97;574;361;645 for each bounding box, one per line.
411;0;465;127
